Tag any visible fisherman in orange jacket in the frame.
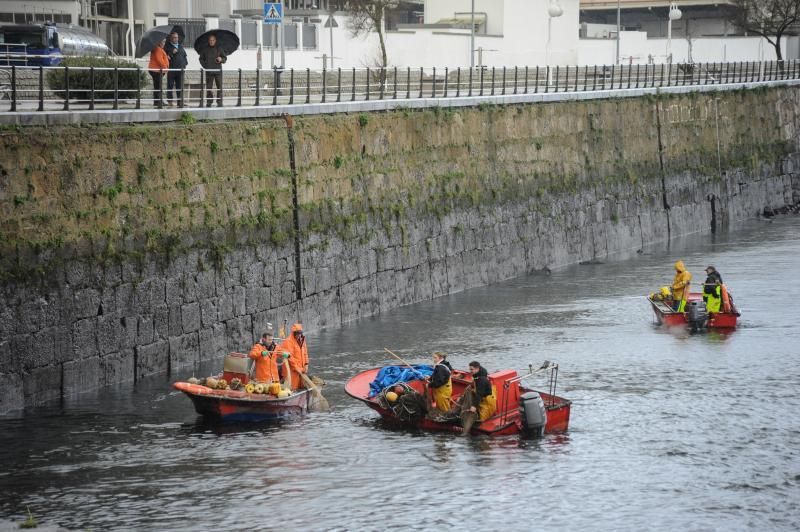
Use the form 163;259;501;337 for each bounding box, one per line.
248;325;279;383
277;323;309;390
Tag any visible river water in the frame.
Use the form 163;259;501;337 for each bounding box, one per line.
1;216;799;531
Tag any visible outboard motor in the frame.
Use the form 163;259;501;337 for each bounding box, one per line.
686;300;708;333
519;391;547;437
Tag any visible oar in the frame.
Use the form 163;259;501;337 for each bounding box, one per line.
383;348;429;380
301;372;330;412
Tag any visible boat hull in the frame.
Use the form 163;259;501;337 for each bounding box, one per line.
174;382;310;422
649;293;739;330
345;367;571;437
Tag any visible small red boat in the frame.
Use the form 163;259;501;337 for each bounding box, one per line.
345;363;571;437
173;381;311;422
649;292;740;331
174;352;312;422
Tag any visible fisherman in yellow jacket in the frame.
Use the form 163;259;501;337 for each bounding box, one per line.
671;260;692;312
427;352;453;413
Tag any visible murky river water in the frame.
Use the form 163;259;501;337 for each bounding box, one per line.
1;217;799;531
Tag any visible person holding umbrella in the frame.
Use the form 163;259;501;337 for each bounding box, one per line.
147;38;169;108
199;34;227;107
164;30;187;107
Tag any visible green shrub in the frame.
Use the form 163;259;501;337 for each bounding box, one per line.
47;57;147;101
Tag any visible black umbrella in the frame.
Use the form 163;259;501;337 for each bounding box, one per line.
193;29;240;56
135;25;173;59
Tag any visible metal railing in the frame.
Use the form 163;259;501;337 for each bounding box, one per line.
1;60;798;113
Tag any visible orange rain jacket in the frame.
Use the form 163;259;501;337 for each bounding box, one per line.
148;46;169;73
671;260;692;302
277;323;309;390
248;342;279;382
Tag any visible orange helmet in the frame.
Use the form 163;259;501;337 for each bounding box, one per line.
291;323;303;332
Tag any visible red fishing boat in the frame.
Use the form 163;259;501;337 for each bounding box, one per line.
649;292;740;331
173;352;312;422
345;362;571;437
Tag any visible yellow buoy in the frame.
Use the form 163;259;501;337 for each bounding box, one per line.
245;383;255;394
385;391;398;402
254;383;265;394
277;390;291;399
205;377;218;389
268;383;282;395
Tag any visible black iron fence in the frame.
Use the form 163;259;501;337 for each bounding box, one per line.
1;60;798;113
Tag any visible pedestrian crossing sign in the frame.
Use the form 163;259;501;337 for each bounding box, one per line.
264;2;283;25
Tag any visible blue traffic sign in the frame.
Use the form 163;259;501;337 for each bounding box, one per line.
264;2;283;25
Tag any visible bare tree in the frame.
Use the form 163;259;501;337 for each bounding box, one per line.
346;0;399;70
728;0;800;60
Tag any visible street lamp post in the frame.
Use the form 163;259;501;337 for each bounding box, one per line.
667;2;682;64
470;0;475;70
547;0;563;84
615;0;620;65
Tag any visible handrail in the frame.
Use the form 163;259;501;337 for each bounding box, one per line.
1;60;798;114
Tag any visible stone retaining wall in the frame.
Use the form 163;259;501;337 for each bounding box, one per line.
1;85;799;411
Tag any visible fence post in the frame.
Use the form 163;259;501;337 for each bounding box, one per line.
37;65;44;111
456;67;461;97
406;67;411;99
287;68;293;104
501;66;506;95
352;68;357;101
535;66;539;94
479;67;485;96
524;66;528;94
321;68;327;103
113;67;119;110
444;67;449;97
63;66;70;111
337;68;342;103
468;67;473;97
431;67;436;98
88;67;95;110
419;67;424;98
134;67;140;109
366;68;370;101
554;65;560;92
393;66;398;99
179;68;185;108
380;68;385;100
513;66;518;94
491;67;496;95
10;65;16;112
544;66;549;93
238;69;243;106
255;68;261;106
307;68;312;104
272;67;278;105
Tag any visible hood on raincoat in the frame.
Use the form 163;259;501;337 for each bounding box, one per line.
674;260;686;272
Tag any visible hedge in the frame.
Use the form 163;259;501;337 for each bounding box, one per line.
47;57;148;101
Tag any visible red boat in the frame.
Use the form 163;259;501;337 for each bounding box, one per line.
174;352;312;422
345;363;571;437
173;381;311;422
649;292;740;330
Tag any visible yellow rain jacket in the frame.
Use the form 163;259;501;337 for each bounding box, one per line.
671;261;692;310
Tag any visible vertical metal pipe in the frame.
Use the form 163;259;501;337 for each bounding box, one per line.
337;68;342;102
89;67;95;110
238;69;243;106
406;67;411;99
322;68;327;103
457;67;461;97
180;68;185;108
366;68;370;100
37;65;44;111
353;68;357;101
10;65;16;112
444;67;449;97
256;69;261;106
432;67;436;97
419;67;424;98
63;66;70;111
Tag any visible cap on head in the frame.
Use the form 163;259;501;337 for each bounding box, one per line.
262;323;274;337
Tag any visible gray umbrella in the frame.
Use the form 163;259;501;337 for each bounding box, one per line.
135;25;173;59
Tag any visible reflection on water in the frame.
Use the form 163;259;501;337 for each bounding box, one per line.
1;217;799;530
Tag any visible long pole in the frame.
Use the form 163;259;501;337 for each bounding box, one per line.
470;0;475;70
616;0;621;65
329;10;335;69
280;0;286;68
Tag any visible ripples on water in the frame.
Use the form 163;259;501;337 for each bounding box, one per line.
1;218;799;530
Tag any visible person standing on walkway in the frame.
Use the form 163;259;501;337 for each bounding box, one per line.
147;38;169;108
199;34;227;107
164;31;187;107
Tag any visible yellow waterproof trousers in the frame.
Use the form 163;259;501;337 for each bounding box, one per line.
478;386;497;421
431;379;452;411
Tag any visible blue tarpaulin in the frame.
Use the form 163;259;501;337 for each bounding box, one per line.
368;365;433;397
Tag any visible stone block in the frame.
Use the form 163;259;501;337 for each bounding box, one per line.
72;288;101;320
168;304;183;337
233;286;247;316
120;316;138;349
245;286;270;315
137;315;155;345
72;317;98;360
169;332;200;371
200;298;218;328
0;372;24;413
218;293;235;321
181;302;201;333
97;313;122;355
198;325;226;362
62;356;101;395
136;340;169;379
115;283;135;313
153;304;169;340
23;365;62;405
101;349;134;386
243;262;264;287
225;316;252;353
195;270;217;299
